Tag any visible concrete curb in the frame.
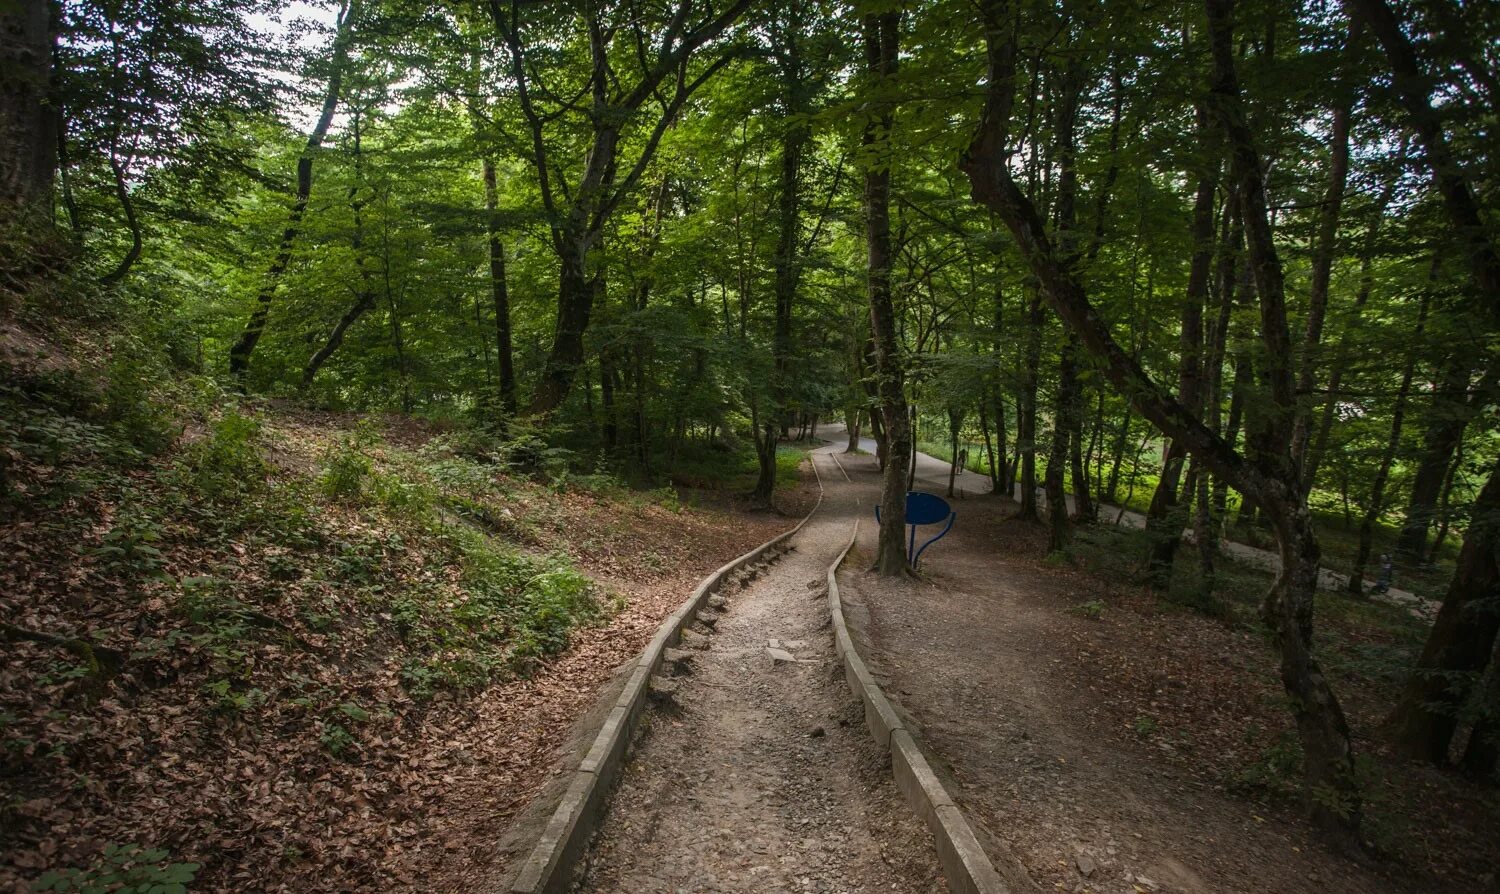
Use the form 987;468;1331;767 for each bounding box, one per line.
827;522;1013;894
506;457;826;894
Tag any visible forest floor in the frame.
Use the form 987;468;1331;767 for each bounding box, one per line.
834;428;1497;894
0;384;817;893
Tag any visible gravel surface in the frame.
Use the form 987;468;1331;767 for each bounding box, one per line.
577;450;942;894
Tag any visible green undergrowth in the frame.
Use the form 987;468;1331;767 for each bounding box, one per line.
657;441;808;494
2;344;633;882
2;350;612;741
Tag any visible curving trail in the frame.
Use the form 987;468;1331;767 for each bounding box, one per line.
577;448;942;893
841;428;1434;618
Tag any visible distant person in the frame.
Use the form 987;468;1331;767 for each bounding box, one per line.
1371;554;1394;595
956;448;968;472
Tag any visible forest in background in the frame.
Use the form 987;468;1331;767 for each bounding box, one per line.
1;0;1498;887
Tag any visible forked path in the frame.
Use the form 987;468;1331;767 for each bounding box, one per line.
577;449;941;893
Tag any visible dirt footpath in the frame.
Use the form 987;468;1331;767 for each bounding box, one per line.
834;442;1440;894
577;450;941;893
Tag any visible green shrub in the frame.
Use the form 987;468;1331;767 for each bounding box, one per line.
318;721;356;757
513;564;598;660
87;507;166;578
1068;598;1106;619
34;843;199;894
318;437;374;501
101;345;177;456
180;411;267;500
202;678;263;714
370;472;435;516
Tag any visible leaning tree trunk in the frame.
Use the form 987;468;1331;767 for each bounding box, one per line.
960;0;1363;845
1390;451;1500;764
1304;154;1402;489
862;10;909;577
1290;88;1353;477
1345;0;1500;561
229;0;357;380
1395;353;1478;560
304;107;374;387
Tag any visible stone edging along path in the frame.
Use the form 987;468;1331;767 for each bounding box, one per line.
505;467;826;894
826;519;1013;894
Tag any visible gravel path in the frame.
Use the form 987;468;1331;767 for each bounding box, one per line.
576;449;942;894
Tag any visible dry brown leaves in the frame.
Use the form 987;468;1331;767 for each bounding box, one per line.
0;409;817;893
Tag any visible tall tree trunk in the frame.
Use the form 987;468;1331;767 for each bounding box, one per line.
228;0;357;380
484;157;517;417
1427;439;1462;564
990;277;1010;496
529;230;595;414
1018;290;1043;520
979;401;999;491
1104;408;1130;503
599;348;618;449
1045;339;1076;552
497;0;753;415
1195;188;1238;593
1348;272;1430;593
1069;386;1093;522
862;10;909;577
1290;88;1353;478
303;110;375;387
1204;0;1359;842
1390;451;1500;763
754;38;806;505
0;0;55;217
1050;55;1088;532
947;407;961;498
1304;151;1403;488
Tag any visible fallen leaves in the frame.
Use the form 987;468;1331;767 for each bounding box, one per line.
1;406;814;893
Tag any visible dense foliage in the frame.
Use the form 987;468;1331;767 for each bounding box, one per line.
2;0;1497;880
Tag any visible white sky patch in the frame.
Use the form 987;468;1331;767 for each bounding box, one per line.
247;1;344;131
